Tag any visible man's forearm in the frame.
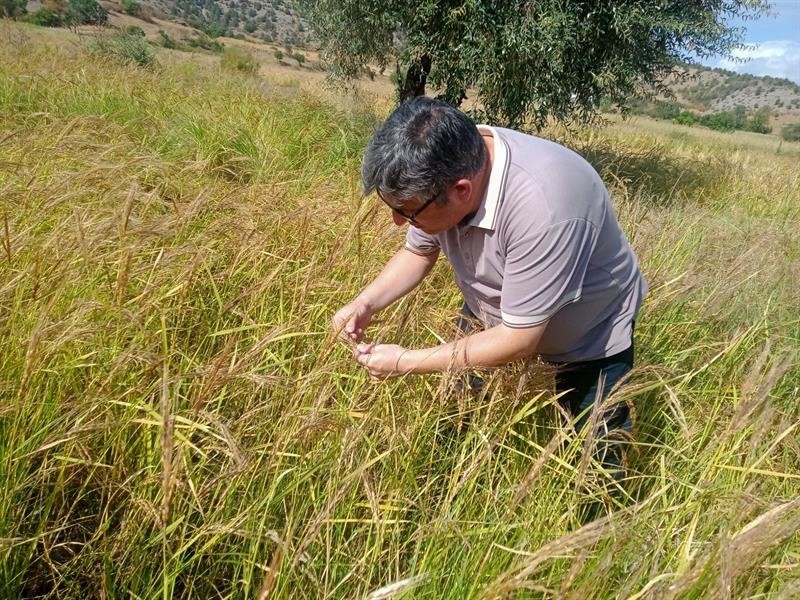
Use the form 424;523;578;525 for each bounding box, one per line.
355;248;439;312
398;323;546;374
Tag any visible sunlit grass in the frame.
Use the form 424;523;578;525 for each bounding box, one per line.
1;21;798;598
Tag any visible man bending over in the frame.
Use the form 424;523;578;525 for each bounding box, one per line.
333;97;647;470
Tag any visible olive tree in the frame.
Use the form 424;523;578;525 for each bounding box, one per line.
299;0;769;129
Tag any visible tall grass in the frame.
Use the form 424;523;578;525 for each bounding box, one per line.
1;22;799;598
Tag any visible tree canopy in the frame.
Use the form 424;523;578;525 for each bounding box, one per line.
300;0;770;129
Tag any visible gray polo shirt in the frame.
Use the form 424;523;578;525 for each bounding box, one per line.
405;126;647;363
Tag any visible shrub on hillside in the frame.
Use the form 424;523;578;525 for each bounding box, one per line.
121;0;140;16
651;101;682;120
65;0;106;25
698;106;748;132
220;47;259;75
158;29;177;49
90;29;156;67
29;6;62;26
189;18;226;39
745;107;771;134
123;25;145;37
641;101;773;135
185;33;224;53
780;123;800;142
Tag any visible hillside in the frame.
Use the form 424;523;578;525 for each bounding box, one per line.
660;64;800;130
145;0;311;46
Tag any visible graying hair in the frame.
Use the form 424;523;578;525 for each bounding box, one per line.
361;97;486;205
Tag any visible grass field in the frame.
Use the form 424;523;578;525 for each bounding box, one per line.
1;21;799;599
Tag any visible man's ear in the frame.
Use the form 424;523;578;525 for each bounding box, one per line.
451;178;473;206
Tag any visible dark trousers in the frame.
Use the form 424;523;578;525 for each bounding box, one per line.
554;341;634;434
457;303;634;469
554;341;634;472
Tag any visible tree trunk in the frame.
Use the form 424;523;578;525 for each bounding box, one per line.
397;54;431;104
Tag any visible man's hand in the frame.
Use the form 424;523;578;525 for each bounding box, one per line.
353;323;547;379
332;249;437;345
332;301;374;344
355;343;408;380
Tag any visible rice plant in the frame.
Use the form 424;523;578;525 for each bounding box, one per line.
1;21;798;599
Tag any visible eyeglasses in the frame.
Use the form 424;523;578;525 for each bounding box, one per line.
376;188;442;226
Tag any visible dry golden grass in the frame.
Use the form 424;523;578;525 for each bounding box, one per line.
1;20;798;599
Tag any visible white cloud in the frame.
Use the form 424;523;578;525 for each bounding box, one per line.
714;40;800;83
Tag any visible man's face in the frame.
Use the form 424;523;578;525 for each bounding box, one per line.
378;188;442;228
380;180;475;235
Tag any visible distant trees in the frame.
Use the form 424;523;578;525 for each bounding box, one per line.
0;0;27;19
634;101;774;134
300;0;770;129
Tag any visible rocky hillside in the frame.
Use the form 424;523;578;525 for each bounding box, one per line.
144;0;312;47
657;65;800;129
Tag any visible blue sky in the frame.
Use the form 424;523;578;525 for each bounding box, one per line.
699;0;800;83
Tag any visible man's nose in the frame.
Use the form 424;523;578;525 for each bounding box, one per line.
392;211;407;226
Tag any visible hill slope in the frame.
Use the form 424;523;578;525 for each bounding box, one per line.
144;0;312;46
662;64;800;129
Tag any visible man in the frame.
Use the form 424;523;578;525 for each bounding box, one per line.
333;96;647;467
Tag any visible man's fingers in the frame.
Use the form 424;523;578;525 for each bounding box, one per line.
356;350;375;367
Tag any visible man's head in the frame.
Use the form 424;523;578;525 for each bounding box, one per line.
361;97;487;232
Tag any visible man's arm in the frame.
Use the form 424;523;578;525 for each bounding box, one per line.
333;247;439;343
356;322;547;379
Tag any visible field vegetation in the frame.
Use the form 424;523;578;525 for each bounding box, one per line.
1;21;799;598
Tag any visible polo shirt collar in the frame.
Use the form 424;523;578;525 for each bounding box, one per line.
465;125;509;231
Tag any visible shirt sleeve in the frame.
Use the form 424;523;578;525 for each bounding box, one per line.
501;218;598;327
405;226;440;255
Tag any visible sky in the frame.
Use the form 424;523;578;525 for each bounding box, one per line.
699;0;800;83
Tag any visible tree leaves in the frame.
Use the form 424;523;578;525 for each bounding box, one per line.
300;0;769;130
